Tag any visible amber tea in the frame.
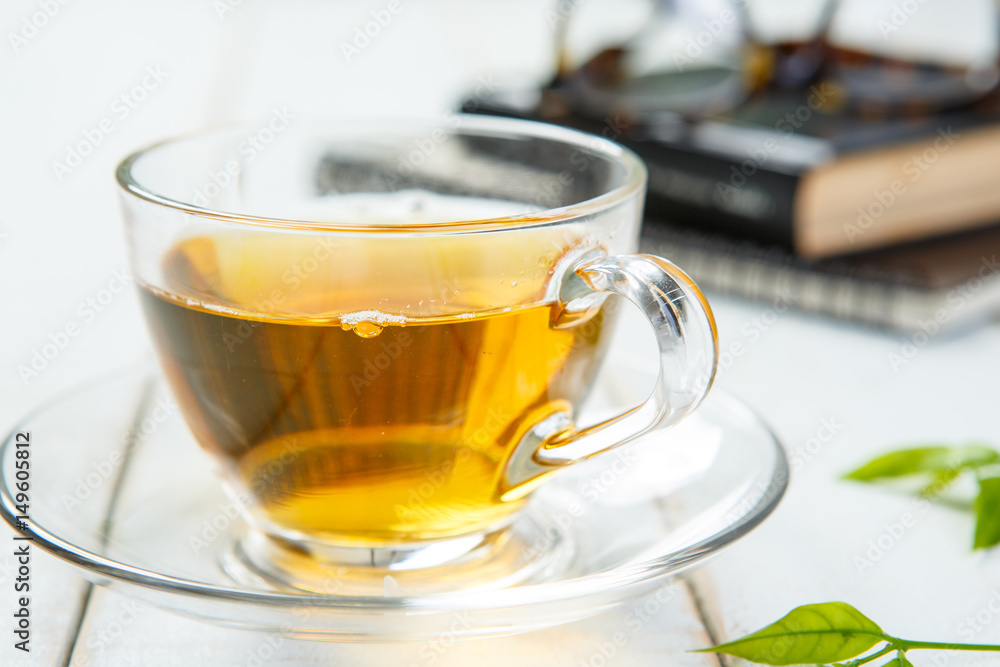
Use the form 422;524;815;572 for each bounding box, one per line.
141;235;614;546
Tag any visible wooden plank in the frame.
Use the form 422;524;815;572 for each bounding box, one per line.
0;0;240;655
690;296;1000;665
68;581;722;667
0;554;88;667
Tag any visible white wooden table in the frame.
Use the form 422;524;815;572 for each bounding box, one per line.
4;1;1000;664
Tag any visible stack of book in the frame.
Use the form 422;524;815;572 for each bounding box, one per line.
466;81;1000;330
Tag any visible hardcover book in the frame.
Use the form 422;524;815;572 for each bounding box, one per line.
467;84;1000;259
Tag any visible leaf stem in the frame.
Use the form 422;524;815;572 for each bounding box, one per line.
834;643;894;666
895;639;1000;652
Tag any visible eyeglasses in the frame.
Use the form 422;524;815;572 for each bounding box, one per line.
548;0;1000;119
759;0;1000;114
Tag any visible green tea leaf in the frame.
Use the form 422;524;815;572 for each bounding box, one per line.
884;650;915;666
845;445;999;482
974;477;1000;549
919;468;962;499
699;602;887;665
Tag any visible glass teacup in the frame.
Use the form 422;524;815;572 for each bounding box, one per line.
116;115;717;588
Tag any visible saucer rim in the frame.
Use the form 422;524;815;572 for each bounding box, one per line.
0;365;788;612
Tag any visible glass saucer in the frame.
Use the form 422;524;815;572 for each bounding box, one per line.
0;365;787;641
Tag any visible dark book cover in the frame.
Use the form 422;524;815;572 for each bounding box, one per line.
465;84;1000;257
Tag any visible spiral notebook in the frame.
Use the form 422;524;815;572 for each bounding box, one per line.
640;221;1000;331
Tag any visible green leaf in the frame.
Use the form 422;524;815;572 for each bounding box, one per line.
974;477;1000;549
883;650;915;666
699;602;888;666
844;446;999;482
918;468;962;499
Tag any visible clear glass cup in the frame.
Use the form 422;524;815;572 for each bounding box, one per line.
115;115;718;589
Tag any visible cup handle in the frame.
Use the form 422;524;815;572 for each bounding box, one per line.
502;252;719;494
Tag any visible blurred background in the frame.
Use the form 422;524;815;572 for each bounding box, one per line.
5;0;1000;412
5;1;1000;664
